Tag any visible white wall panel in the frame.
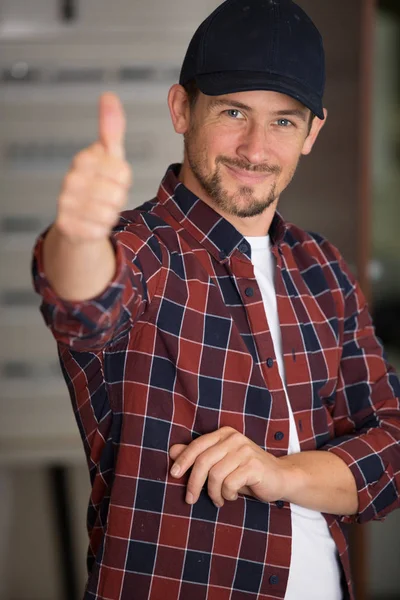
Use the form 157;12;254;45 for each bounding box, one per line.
0;322;60;361
0;0;219;457
1;0;219;36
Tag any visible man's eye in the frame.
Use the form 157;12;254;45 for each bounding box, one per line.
276;118;293;127
225;109;244;119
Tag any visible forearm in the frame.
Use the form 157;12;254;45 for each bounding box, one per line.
278;450;359;516
43;224;117;302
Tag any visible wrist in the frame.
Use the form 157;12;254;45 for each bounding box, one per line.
50;221;111;248
278;455;307;503
43;224;116;302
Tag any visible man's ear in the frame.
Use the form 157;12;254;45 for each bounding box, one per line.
168;84;191;134
301;108;328;156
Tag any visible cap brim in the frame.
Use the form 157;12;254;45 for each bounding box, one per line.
195;71;325;120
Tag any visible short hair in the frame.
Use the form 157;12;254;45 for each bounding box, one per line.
308;113;316;134
182;79;200;110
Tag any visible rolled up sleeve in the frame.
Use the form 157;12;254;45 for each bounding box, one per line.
319;252;400;524
32;221;165;351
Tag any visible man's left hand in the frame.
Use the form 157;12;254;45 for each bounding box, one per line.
169;426;294;507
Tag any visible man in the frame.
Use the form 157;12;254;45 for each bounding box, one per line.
32;0;400;599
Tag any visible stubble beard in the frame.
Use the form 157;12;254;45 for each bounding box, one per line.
184;127;285;219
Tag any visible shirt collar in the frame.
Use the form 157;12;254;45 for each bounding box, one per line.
157;164;287;262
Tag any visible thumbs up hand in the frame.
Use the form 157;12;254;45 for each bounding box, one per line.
55;92;132;244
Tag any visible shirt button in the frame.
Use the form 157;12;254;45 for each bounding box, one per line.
269;575;279;585
239;243;249;254
266;357;274;368
274;431;284;441
219;251;227;260
276;500;284;509
245;287;254;297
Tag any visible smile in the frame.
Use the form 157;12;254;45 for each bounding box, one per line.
224;163;273;185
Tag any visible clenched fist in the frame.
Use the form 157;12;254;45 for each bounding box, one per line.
55;92;132;244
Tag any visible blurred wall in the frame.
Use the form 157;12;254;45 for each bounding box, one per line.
282;0;367;269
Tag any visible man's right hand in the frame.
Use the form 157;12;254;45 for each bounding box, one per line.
42;93;133;301
54;92;132;244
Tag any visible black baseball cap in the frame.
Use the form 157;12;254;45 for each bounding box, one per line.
179;0;325;120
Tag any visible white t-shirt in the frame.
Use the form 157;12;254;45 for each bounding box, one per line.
245;235;342;600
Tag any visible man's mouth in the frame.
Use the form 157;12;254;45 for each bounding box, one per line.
223;163;274;185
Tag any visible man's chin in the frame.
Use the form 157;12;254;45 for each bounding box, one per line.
215;193;273;218
223;187;273;208
234;202;272;219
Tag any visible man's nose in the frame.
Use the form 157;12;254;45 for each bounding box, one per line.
236;123;270;166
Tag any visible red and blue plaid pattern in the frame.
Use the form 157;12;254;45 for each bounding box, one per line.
33;164;400;600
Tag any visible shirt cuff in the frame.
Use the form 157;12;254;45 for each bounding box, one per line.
32;229;129;340
321;435;399;524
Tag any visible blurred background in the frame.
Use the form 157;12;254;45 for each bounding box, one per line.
0;0;399;598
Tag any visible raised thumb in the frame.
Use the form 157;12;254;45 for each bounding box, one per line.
98;92;126;160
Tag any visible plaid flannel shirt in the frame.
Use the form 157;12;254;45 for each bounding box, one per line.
32;164;400;600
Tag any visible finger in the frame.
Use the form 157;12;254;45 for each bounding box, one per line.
77;158;132;191
222;465;255;502
185;445;229;505
64;174;126;210
169;430;225;479
72;144;132;189
238;485;253;497
97;159;132;190
98;92;126;160
169;444;187;462
207;454;243;507
72;143;104;172
222;464;268;502
88;179;127;209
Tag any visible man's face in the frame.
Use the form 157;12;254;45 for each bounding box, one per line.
182;90;316;219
